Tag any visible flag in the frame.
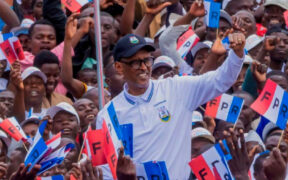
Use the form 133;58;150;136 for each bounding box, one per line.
177;27;200;59
189;144;232;180
120;123;133;157
0;33;13;42
254;116;271;140
204;0;221;28
136;161;170;180
84;129;107;166
61;0;89;12
38;143;74;175
0;39;17;64
24;121;49;171
251;79;288;130
205;94;244;123
284;10;288;29
9;117;28;140
102;120;118;179
11;37;25;60
36;175;64;180
46;132;61;150
256;24;267;37
0;117;26;141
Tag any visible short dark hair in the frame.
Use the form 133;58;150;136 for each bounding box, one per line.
267;70;288;82
266;25;288;36
28;19;55;37
33;50;60;69
77;68;97;79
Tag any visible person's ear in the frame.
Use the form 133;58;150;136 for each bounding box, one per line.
114;62;124;75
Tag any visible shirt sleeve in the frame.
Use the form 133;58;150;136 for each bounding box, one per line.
159;25;193;74
172;49;245;111
51;42;75;66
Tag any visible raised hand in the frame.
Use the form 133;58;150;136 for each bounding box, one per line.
65;13;80;41
232;16;246;33
78;17;94;35
100;0;114;9
263;36;278;52
251;61;267;90
220;128;250;180
263;148;287;180
228;32;246;58
10;163;41;180
189;0;205;17
80;159;103;180
145;2;172;15
65;163;83;180
9;60;23;91
116;147;136;180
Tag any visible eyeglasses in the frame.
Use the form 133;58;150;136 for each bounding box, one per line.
120;57;154;69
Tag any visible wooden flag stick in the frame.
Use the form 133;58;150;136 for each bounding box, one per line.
77;124;90;162
277;130;285;149
23;142;28;152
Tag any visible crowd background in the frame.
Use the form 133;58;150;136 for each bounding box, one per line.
0;0;287;179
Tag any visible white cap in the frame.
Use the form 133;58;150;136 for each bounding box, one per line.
264;0;288;10
152;56;176;71
46;102;80;123
245;130;265;150
191;41;212;57
192;111;203;123
21;67;47;83
191;127;215;144
245;34;264;51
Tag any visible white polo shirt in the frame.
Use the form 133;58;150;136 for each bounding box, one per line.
97;50;244;179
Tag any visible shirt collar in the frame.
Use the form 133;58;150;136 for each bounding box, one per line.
124;80;154;105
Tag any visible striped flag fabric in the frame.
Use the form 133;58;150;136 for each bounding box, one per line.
189;144;232;180
177;27;200;59
205;93;244;124
136;161;170;180
0;117;27;141
45;132;61;150
120;123;133;157
0;36;25;63
204;0;221;28
36;175;64;180
0;32;13;43
61;0;89;12
251;79;288;130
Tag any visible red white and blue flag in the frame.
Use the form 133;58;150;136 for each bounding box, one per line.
177;27;200;59
0;117;27;141
136;161;170;180
204;0;221;28
36;175;64;180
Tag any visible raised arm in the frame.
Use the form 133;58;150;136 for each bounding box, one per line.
61;14;86;99
119;0;136;35
0;0;20;33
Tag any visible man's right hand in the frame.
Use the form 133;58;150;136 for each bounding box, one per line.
228;33;246;58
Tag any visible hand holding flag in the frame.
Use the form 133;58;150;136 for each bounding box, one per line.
116;147;136;179
228;32;246;57
80;159;103;180
10;163;41;180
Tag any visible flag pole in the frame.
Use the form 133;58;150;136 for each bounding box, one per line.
93;0;105;110
277;130;285;149
78;124;90;162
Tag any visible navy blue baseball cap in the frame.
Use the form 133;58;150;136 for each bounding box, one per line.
113;34;155;62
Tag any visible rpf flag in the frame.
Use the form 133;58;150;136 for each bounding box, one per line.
189;144;232;180
251;79;288;130
24;120;49;171
45;132;61;150
255;116;271;140
0;32;13;43
61;0;89;12
205;94;244;124
204;0;221;28
120;123;133;157
36;175;64;180
0;37;25;63
0;117;27;141
136;161;170;180
177;27;200;59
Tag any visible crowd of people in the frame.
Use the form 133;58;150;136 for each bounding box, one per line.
0;0;288;179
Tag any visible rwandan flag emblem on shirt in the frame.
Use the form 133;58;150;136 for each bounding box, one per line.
157;106;171;122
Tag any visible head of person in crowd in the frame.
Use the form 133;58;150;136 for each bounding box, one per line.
41;138;80;176
267;71;288;91
232;56;252;92
81;8;119;53
113;34;155;95
253;153;269;180
224;0;254;15
20;116;40;138
22;67;47;114
191;127;215;158
0;90;15;118
11;19;34;52
245;34;264;59
191;17;205;31
263;0;288;28
234;10;257;37
28;19;57;55
73;98;98;132
213;120;244;142
77;68;98;87
47;102;80;139
0;132;10;162
6;147;27;179
206;10;232;42
82;88;111;108
31;0;43;20
104;52;125;98
33;50;60;96
191;41;212;75
266;26;288;69
245;130;265;155
264;131;288;162
152;56;175;79
232;90;256;132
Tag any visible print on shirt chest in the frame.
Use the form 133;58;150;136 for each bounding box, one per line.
154;100;171;122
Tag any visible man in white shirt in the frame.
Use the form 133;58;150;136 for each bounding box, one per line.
97;4;246;180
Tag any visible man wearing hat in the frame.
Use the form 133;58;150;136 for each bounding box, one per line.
97;3;246;179
263;0;288;29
